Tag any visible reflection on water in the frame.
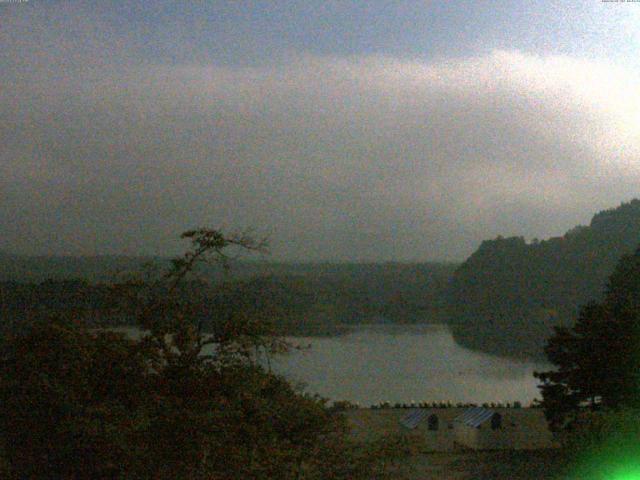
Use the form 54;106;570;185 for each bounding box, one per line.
270;324;550;405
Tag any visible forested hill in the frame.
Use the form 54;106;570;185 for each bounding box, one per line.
4;199;639;356
199;263;456;335
0;254;158;283
0;258;456;336
447;199;640;360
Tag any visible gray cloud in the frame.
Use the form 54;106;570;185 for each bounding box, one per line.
2;22;640;260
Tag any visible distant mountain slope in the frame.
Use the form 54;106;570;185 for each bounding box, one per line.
447;199;640;359
0;255;158;283
0;256;456;335
212;263;456;335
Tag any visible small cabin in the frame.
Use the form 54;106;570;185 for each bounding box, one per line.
344;406;555;452
399;409;457;451
453;407;553;450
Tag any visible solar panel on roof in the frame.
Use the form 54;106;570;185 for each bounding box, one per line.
454;406;481;423
454;407;495;427
399;409;428;429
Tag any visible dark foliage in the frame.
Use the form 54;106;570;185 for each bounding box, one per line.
447;199;640;359
0;230;413;479
0;262;455;337
535;246;640;431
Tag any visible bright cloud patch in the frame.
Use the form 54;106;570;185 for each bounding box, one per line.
1;50;639;259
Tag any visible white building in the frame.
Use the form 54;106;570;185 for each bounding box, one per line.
452;407;554;450
345;406;555;452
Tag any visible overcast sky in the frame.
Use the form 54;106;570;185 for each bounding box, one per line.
2;1;640;261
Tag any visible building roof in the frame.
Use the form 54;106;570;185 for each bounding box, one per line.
454;407;496;427
399;409;429;429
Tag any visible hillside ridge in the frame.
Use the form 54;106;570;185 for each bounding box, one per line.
447;198;640;359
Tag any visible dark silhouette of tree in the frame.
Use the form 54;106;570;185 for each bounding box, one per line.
535;246;640;431
0;229;414;479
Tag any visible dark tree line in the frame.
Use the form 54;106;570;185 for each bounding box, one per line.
447;199;640;359
536;245;640;431
0;262;455;337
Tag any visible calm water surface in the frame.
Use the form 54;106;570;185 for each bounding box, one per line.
115;324;549;405
268;324;550;405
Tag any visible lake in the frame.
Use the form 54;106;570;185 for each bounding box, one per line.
114;323;550;406
267;324;550;406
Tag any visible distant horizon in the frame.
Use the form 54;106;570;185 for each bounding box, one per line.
0;250;459;265
2;196;638;263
